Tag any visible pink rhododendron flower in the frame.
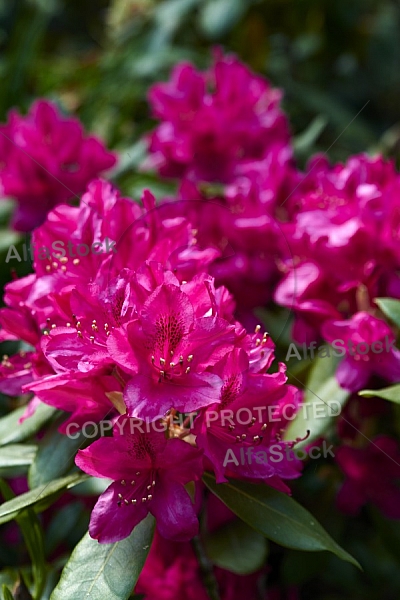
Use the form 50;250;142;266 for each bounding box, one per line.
0;156;304;546
336;394;389;442
146;52;290;183
171;145;298;311
275;153;400;345
135;532;209;600
322;312;400;391
336;436;400;519
145;54;296;313
135;529;274;600
0;181;220;401
27;373;122;433
0;100;116;230
108;281;236;420
75;416;204;542
193;347;302;490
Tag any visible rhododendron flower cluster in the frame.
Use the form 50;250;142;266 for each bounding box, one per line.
146;52;291;183
0;176;302;543
274;153;400;391
146;53;298;311
0;100;116;231
1;46;400;599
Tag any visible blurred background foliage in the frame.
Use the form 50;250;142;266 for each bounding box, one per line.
2;0;400;171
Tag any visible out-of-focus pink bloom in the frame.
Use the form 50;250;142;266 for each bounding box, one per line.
145;52;298;312
337;394;389;442
275;153;400;344
159;144;298;312
75;416;204;542
322;312;400;392
0;100;116;230
135;530;270;600
146;52;290;183
215;568;266;600
336;436;400;519
266;587;300;600
135;532;209;600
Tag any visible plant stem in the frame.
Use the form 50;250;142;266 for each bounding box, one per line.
191;535;221;600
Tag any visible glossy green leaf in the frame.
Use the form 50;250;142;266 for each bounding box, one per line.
285;349;350;447
44;501;85;556
0;404;56;447
200;0;247;38
359;384;400;403
0;480;46;599
375;297;400;328
204;518;268;574
17;509;47;599
293;115;328;155
0;444;37;468
203;473;361;568
28;418;87;488
50;515;155;600
1;586;14;600
0;473;87;525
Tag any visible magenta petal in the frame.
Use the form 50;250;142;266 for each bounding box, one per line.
336;480;365;515
107;327;139;375
150;478;198;541
124;372;222;420
89;483;148;543
156;438;204;482
371;484;400;519
375;349;400;383
336;357;370;392
44;332;98;372
75;437;147;479
140;284;194;343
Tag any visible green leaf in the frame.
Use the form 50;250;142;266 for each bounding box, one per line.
1;586;14;600
17;509;47;599
293;115;328;156
0;404;56;447
203;473;361;569
370;507;400;563
0;444;37;468
375;297;400;328
111;140;147;178
0;480;46;599
50;515;155;600
70;476;110;497
0;473;87;525
359;384;400;403
0;571;18;592
0;229;21;255
204;519;268;574
44;501;85;556
0;200;14;226
28;417;87;488
285;349;350;447
199;0;247;38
